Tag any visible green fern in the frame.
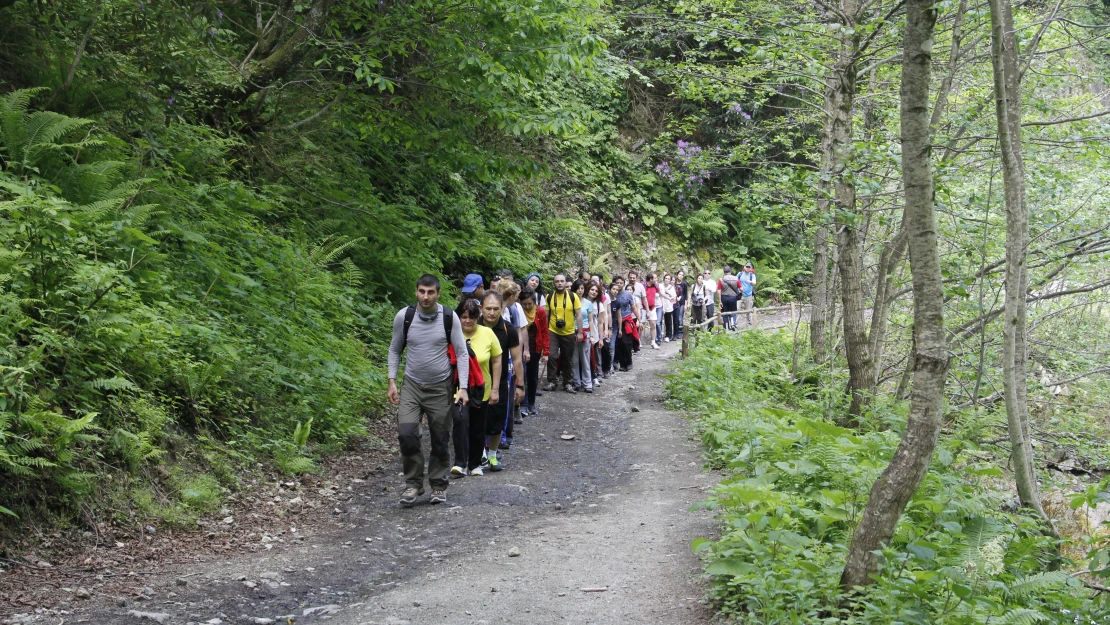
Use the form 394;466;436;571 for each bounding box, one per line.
1005;571;1071;599
276;453;316;475
993;608;1050;625
86;377;138;392
308;234;366;267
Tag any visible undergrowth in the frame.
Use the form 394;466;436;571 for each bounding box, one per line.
0;91;378;529
668;330;1109;624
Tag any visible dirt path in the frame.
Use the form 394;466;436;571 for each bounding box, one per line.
17;342;716;625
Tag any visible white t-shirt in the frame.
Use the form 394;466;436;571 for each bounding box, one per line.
633;282;648;320
501;302;527;329
661;285;676;313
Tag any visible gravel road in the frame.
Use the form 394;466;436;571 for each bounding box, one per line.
18;341;716;625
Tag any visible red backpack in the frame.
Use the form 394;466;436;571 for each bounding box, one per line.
402;306;485;407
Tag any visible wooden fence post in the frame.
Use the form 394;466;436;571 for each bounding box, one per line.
790;301;796;324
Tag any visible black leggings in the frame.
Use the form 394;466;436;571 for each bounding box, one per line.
524;354;540;410
600;338;612;373
453;401;488;471
616;335;634;369
664;311;675;339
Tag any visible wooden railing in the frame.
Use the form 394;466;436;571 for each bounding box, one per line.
679;302;811;358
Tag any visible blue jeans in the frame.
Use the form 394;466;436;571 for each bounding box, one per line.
655;307;663;343
674;303;685;336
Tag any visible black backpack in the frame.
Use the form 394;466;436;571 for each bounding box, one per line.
400;305;485;407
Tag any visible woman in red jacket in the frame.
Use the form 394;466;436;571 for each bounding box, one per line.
519;287;548;417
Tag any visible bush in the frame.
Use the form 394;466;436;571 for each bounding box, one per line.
668;330;1109;623
0;91;378;521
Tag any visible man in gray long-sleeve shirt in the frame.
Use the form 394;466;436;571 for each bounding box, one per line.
387;274;469;506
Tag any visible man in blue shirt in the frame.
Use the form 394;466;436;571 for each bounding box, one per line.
739;263;757;327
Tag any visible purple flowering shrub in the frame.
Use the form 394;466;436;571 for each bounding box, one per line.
654;139;719;209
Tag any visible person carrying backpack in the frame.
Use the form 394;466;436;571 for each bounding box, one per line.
717;265;741;331
387;275;471;507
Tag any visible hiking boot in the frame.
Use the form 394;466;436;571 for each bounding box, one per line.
430;489;447;505
499;437;511;450
399;487;424;507
564;384;578;394
449;465;466;479
513;411;523;424
542;382;557;392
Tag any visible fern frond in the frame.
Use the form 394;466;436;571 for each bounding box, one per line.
0;88;48;157
307;235;365;267
1005;571;1071;599
19;112;93;169
994;608;1050;625
86;377;138;392
336;257;364;288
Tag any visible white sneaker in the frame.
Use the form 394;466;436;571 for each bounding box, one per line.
469;467;484;476
651;342;659;350
450;466;466;478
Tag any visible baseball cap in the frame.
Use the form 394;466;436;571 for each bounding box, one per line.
461;274;484;293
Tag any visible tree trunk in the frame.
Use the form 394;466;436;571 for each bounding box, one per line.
988;0;1048;520
829;0;871;423
810;108;833;363
868;229;908;387
840;0;948;590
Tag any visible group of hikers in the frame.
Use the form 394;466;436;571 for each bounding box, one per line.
386;264;757;507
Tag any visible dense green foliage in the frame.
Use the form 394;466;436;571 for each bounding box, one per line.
0;0;814;525
669;331;1109;623
0;89;377;519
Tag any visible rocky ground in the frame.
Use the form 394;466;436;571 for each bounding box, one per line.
2;339;720;625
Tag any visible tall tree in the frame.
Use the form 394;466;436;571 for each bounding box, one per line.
987;0;1049;520
840;0;948;589
829;0;872;422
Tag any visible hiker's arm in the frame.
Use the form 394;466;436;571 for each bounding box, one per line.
387;310;405;404
519;325;530;363
511;343;525;402
449;311;469;389
489;356;502;405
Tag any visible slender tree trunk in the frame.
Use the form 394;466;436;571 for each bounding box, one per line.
812;0;870;426
988;0;1048;520
810;113;833;363
841;0;948;589
830;0;871;423
868;229;908;386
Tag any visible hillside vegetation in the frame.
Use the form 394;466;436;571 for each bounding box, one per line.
0;1;811;529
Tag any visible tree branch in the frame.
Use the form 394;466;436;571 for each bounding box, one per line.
46;0;102;108
1022;109;1110;127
